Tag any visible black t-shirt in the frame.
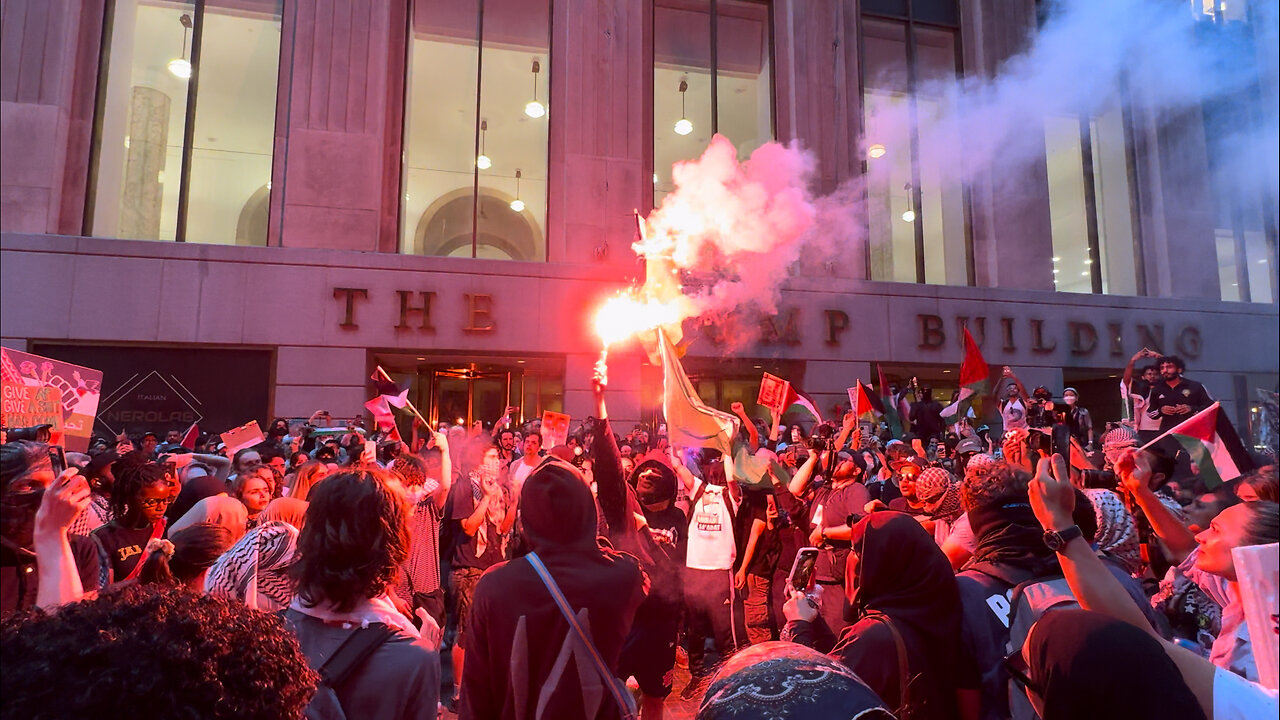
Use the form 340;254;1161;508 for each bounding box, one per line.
91;522;157;584
741;501;782;576
0;535;100;617
1147;378;1213;432
910;401;945;440
641;505;687;606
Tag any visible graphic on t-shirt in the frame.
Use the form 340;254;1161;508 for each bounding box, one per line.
118;544;142;563
695;502;723;533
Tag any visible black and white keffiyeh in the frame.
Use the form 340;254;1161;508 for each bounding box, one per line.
204;520;299;611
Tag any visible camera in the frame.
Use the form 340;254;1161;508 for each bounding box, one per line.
1;424;53;443
806;424;835;452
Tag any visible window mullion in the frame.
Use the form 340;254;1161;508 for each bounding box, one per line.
174;0;207;244
1078;113;1103;294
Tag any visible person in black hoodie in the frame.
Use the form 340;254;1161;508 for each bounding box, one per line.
783;512;963;719
459;455;647;720
953;460;1158;720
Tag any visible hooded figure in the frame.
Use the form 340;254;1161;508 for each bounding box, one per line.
458;459;647;720
796;512;962;720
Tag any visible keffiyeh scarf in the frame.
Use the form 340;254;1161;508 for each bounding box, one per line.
205;520;299;611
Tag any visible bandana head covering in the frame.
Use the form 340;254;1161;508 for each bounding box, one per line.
1100;425;1139;468
1027;609;1208;720
965;453;998;479
170;495;248;544
916;467;961;520
259;497;308;531
697;642;894;720
1083;489;1141;575
204;520;299;611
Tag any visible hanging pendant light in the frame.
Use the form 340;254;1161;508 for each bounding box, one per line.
674;78;693;135
901;182;916;223
524;59;546;119
509;169;525;213
168;13;193;79
476;119;492;169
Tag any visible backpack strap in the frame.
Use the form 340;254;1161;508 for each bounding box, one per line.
317;623;397;689
526;552;638;720
866;612;911;719
685;479;709;523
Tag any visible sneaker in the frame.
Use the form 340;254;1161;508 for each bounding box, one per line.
679;675;706;701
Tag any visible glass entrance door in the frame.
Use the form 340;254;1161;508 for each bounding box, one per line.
428;367;515;428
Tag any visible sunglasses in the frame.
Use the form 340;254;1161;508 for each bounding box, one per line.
1003;647;1040;695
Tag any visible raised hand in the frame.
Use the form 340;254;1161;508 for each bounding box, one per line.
1029;454;1074;532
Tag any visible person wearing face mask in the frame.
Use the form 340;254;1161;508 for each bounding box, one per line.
444;436;516;709
1;441;101;617
782;512;963;720
1060;387;1095;451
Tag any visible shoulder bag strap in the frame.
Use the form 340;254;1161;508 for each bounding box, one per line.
121;519;167;583
318;623;397;688
526;552;638;720
867;612;911;719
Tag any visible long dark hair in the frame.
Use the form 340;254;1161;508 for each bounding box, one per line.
110;459;173;522
139;522;234;586
289;468;409;612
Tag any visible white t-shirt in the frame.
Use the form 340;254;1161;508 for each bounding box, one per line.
1001;398;1028;431
1213;666;1279;720
685;480;739;571
509;456;540;496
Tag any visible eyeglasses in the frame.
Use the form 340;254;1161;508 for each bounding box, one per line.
138;496;173;509
1002;647;1040;695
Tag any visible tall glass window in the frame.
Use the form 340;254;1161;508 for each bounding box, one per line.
861;0;970;286
1044;106;1140;294
401;0;550;261
654;0;773;207
1196;3;1277;303
89;0;283;245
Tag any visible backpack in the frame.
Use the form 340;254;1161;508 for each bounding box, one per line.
968;562;1080;720
297;621;397;720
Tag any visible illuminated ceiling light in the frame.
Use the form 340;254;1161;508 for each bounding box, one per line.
524;58;546;118
1084;258;1093;264
509;169;526;213
1052;256;1061;262
653;173;659;184
476;119;491;169
867;143;886;159
1052;268;1060;274
674;78;693;135
168;14;193;78
1081;271;1090;276
901;182;916;223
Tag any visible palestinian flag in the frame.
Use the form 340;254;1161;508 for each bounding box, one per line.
942;327;991;421
877;365;903;437
660;329;739;455
1163;403;1254;488
365;374;409;442
179;422;199;450
851;380;884;420
780;381;823;423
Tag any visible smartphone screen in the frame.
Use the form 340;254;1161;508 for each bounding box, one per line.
1051;424;1072;458
48;446;66;476
363;440;377;463
788;547;820;591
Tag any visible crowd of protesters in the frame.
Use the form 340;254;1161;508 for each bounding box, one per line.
1;348;1277;720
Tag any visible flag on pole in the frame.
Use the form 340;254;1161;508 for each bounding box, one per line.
179;422;199;450
660;329;739;455
1152;402;1253;488
365;374;410;443
849;380;884;421
758;373;823;423
941;328;991;421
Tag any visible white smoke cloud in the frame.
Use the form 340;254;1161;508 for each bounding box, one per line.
640;0;1276;327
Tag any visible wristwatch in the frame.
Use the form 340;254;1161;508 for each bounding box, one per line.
1042;525;1083;553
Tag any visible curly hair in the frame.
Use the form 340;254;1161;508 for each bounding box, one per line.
961;460;1031;512
110;459;175;520
390;453;428;488
289;468;409;612
0;584;318;719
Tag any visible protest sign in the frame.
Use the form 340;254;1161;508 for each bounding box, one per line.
1;348;102;452
757;373;789;413
220;421;265;455
541;411;570;449
1233;542;1279;689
